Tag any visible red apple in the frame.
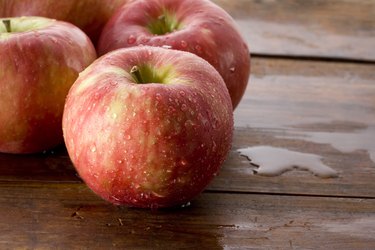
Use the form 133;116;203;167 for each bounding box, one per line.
98;0;250;109
62;46;233;208
0;0;129;44
0;16;97;154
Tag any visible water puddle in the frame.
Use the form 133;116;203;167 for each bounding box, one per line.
237;146;338;178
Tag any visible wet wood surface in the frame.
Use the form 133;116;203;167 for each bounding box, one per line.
1;0;375;249
1;182;374;249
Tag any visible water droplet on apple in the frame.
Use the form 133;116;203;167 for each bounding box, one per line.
127;35;136;44
181;202;191;208
126;135;132;140
141;37;150;43
140;193;149;199
229;67;236;73
181;104;188;111
118;160;123;164
90;145;97;152
180;40;188;48
111;196;121;202
50;37;58;43
184;119;192;128
131;198;138;204
212;141;217;152
180;159;188;166
168;106;176;113
195;45;202;53
197;113;204;122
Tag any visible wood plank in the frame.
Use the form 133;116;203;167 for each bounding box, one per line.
0;182;374;249
209;57;375;197
213;0;375;61
0;145;79;183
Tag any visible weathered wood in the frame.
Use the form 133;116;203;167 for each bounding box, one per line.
0;182;374;249
0;145;79;183
213;0;375;61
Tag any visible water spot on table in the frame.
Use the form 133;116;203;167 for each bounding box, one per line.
237;146;338;178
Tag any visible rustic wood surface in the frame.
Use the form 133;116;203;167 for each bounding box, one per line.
1;0;375;249
1;182;374;249
213;0;375;61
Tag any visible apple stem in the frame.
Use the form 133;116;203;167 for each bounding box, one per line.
158;14;166;26
2;19;11;33
130;66;144;84
158;15;170;34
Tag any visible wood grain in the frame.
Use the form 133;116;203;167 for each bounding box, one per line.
213;0;375;61
0;182;374;249
0;146;78;183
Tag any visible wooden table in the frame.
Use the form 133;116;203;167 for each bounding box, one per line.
1;0;375;249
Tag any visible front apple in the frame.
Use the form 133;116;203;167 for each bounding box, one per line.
62;46;233;208
98;0;250;109
0;16;97;154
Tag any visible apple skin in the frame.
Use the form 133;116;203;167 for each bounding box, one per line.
62;46;234;208
0;16;97;154
0;0;129;44
98;0;250;109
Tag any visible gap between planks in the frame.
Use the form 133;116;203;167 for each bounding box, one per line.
252;53;375;65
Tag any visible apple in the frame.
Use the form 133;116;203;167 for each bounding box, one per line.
0;0;129;44
0;16;97;154
62;46;234;208
97;0;250;109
